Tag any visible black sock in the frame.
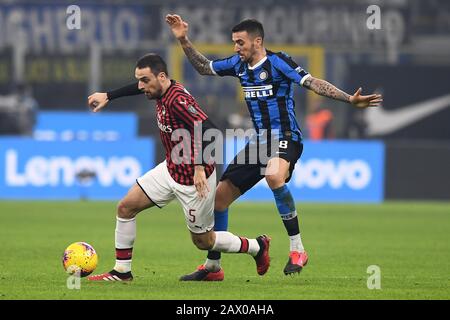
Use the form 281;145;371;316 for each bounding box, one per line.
282;215;300;236
207;250;221;260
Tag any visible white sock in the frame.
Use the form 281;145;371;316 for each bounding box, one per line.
114;217;136;273
211;232;260;257
290;234;305;252
115;216;136;248
204;259;221;272
211;231;241;252
247;239;260;257
114;259;132;273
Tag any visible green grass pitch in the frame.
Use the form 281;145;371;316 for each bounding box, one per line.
0;200;448;300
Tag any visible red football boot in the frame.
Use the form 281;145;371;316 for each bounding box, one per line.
179;265;224;281
254;235;271;276
283;251;308;275
87;270;133;282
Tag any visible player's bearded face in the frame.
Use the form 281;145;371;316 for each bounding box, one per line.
136;67;163;99
232;31;260;63
233;32;252;62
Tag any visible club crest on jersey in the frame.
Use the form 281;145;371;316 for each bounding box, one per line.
259;70;268;80
243;85;274;99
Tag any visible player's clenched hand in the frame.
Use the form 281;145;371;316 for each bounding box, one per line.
194;166;210;199
87;92;109;112
349;87;383;108
165;14;189;40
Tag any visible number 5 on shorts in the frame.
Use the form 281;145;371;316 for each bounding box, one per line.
188;209;196;223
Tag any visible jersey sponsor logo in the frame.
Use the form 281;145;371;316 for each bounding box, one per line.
157;105;172;133
157;120;172;133
243;85;274;99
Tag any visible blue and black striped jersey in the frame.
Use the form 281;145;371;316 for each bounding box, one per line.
211;50;310;142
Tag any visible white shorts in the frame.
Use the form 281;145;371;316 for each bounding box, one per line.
136;161;216;234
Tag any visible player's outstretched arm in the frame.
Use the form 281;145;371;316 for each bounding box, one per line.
166;14;215;76
303;76;383;108
88;92;109;113
88;82;142;113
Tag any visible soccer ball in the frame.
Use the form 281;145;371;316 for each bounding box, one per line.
62;242;98;277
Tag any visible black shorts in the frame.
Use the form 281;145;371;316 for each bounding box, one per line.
220;138;303;195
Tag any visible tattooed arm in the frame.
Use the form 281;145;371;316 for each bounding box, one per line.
178;38;215;76
303;76;383;108
166;14;215;76
303;76;350;102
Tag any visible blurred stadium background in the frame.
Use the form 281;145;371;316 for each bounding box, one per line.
0;0;449;300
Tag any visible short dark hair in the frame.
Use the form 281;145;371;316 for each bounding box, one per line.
136;53;168;76
231;19;264;40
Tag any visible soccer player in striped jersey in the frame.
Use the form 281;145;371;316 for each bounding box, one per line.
166;14;382;279
86;53;270;282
